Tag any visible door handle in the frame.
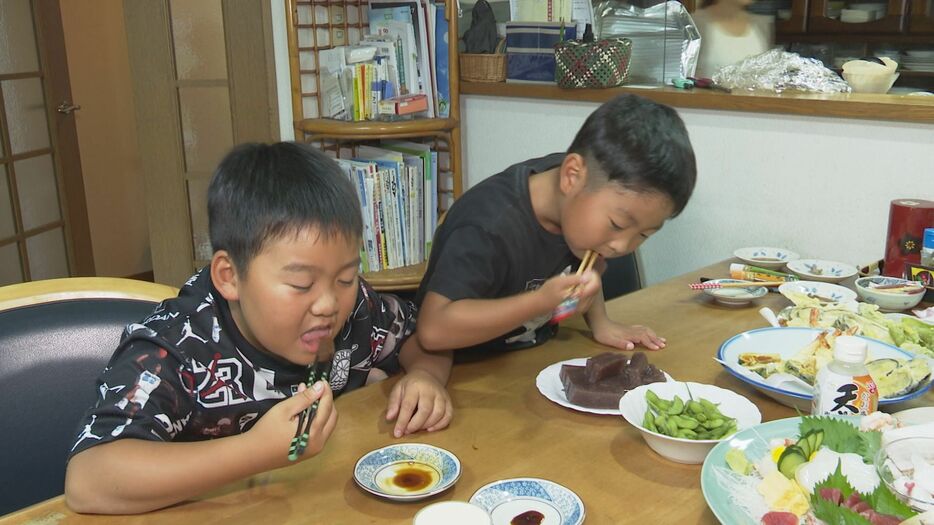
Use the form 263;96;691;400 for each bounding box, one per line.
57;101;81;114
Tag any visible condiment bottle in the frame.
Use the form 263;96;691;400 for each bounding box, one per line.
812;335;878;417
922;227;934;267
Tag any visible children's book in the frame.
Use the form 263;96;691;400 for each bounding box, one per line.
433;3;450;118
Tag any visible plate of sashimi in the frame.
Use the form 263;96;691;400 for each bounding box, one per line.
701;412;934;525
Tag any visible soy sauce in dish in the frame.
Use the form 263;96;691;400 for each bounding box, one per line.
391;465;433;491
511;510;545;525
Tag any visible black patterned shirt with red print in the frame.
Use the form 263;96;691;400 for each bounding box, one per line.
68;268;415;458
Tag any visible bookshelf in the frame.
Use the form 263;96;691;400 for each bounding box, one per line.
284;0;462;291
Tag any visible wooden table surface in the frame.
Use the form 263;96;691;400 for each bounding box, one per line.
5;261;931;525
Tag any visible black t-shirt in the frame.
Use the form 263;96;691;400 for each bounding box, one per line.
68;268;415;458
416;153;578;353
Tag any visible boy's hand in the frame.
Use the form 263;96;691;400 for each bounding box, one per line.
249;380;338;463
592;321;666;351
537;270;600;309
386;370;453;438
571;269;602;313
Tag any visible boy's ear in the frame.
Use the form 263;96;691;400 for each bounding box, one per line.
210;251;241;302
559;153;588;195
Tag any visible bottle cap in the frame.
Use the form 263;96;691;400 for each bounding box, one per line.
833;335;868;364
924;228;934;249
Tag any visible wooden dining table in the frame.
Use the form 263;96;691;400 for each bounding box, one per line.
5;261;932;525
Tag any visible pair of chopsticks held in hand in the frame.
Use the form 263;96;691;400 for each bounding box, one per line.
551;250;599;323
288;356;332;461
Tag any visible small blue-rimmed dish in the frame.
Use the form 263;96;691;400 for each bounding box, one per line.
469;478;584;525
702;278;768;306
353;443;461;502
778;280;857;304
733;246;799;269
786;259;858;283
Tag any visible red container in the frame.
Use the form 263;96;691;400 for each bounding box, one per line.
884;199;934;278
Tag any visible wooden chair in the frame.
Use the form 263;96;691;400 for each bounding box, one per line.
0;278;177;515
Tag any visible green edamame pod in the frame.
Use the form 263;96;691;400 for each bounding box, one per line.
643;410;658;432
667;396;685;415
675;416;699;430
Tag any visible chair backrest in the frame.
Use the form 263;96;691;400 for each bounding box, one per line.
602;252;643;300
0;278;177;515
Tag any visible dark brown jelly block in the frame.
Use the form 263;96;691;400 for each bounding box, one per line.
628;351;648;372
585;352;628;383
563;367;633;409
560;364;584;388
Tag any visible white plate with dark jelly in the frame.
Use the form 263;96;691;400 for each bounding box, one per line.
535;357;671;416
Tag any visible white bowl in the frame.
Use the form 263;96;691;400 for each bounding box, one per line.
702;279;768;306
413;501;492;525
855;276;926;311
733;246;800;269
619;381;762;464
786;259;859;283
778;280;858;304
844;71;900;93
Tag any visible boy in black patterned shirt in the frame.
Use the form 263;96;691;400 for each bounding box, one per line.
65;143;453;514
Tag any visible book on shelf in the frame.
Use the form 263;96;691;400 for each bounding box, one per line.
310;0;449;122
335;140;441;273
433;3;450;118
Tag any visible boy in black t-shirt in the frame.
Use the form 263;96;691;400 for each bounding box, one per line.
65;143;453;514
415;95;697;354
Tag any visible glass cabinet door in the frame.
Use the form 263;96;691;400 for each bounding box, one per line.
909;0;934;31
808;0;907;32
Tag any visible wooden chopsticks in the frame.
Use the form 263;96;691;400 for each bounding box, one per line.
689;281;783;290
577;250;597;277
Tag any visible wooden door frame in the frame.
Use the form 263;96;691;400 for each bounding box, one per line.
34;0;95;275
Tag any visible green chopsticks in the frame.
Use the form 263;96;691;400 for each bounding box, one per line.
288;357;332;461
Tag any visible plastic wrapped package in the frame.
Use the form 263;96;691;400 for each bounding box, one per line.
594;0;700;84
712;48;851;93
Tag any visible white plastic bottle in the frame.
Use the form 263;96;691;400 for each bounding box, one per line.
811;335;879;416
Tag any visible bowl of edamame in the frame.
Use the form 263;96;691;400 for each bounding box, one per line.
619;381;761;464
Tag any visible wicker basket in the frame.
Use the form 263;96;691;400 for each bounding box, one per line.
459;53;506;83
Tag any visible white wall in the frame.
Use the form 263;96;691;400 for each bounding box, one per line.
462;95;934;286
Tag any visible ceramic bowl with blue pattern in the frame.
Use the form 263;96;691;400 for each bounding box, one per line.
786;259;858;283
353;443;460;501
469;478;584;525
733;246;799;269
778;280;857;304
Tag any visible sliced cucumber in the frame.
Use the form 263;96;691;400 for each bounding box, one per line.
777;445;809;479
797;430;815;459
804;430;823;460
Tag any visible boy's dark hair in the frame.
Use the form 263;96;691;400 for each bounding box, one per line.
208;142;362;273
568;94;697;216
